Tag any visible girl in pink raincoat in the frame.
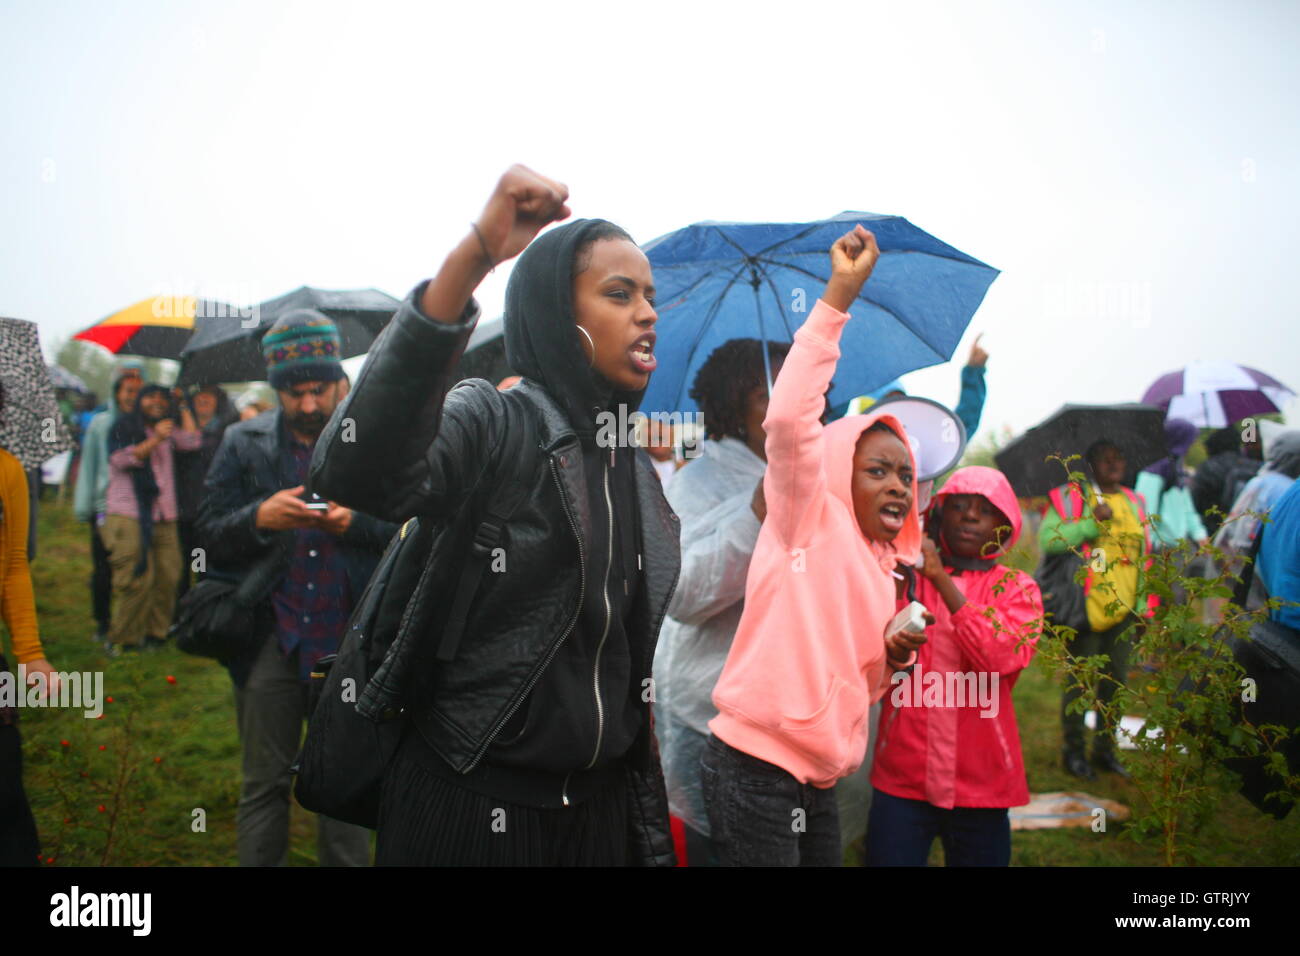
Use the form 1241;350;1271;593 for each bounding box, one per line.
868;465;1042;866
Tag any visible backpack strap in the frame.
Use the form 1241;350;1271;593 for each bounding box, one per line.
1122;486;1154;554
433;391;539;663
1049;483;1086;522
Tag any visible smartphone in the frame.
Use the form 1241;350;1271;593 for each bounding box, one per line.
302;491;330;512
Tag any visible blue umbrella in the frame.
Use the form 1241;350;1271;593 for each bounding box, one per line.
639;211;998;415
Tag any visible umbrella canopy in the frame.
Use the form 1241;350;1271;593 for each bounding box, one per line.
177;286;400;386
0;318;75;469
637;211;998;415
1142;361;1294;429
73;295;213;359
994;403;1168;498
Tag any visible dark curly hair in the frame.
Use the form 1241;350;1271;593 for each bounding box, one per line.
690;338;793;441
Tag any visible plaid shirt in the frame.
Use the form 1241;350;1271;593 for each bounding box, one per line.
270;432;351;683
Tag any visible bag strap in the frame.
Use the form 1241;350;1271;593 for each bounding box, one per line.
433;392;539;663
1233;520;1267;608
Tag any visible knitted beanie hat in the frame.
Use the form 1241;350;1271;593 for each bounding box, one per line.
261;309;344;389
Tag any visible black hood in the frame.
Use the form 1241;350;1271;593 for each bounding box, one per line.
504;219;645;445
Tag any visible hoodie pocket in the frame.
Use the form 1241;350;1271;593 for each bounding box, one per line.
778;677;870;779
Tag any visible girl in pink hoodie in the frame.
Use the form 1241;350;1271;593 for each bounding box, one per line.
868;465;1042;866
703;227;927;866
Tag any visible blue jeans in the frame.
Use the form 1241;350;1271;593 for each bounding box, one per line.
701;734;840;867
866;788;1010;866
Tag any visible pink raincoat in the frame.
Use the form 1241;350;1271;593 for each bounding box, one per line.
871;466;1043;809
710;299;922;788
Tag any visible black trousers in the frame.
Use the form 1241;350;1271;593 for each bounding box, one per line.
375;740;629;866
90;523;112;633
0;657;40;867
176;518;199;603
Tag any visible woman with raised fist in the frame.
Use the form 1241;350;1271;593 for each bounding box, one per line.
312;166;679;866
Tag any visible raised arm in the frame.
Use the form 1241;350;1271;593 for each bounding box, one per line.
763;226;880;548
310;165;570;522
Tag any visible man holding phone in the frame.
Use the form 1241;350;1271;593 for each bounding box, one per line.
199;309;396;866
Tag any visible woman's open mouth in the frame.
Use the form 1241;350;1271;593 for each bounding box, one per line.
879;501;906;532
629;333;657;373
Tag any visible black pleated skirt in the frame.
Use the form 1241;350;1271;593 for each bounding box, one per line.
374;744;630;867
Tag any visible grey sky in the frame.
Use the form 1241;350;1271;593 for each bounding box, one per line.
3;0;1296;437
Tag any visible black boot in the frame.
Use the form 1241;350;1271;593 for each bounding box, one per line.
1093;749;1131;779
1063;748;1096;781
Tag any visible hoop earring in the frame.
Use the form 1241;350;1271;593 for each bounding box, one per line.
576;325;596;368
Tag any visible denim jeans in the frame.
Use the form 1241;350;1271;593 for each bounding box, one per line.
701;734;840;866
866;788;1010;866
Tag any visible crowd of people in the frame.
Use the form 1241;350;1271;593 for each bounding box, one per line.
2;165;1296;867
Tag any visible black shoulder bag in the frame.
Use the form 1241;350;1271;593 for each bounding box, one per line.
170;540;287;661
1034;493;1090;634
293;389;539;829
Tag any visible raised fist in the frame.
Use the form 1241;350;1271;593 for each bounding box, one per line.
823;225;881;313
474;165;572;266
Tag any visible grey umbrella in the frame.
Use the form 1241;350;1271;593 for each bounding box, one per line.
1;318;75;469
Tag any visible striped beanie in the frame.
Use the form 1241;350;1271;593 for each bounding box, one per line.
261;309;344;389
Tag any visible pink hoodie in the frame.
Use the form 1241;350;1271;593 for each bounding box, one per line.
709;299;922;788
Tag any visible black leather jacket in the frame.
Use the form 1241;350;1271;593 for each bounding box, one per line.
309;289;681;867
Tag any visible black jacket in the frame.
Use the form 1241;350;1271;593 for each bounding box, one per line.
309;286;682;867
197;408;397;686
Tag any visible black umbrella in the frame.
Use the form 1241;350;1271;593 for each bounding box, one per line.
994;403;1168;498
177;287;400;386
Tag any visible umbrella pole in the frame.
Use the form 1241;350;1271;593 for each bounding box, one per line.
750;267;774;398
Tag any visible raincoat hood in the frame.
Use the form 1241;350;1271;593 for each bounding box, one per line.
503;219;645;444
822;409;922;566
1264;429;1300;479
931;465;1023;555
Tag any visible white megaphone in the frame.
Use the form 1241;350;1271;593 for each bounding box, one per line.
869;395;969;567
871;394;968;483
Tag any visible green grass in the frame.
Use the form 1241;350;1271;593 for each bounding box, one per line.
15;498;332;866
10;499;1300;865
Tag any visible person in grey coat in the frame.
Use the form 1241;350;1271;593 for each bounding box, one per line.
653;337;790;865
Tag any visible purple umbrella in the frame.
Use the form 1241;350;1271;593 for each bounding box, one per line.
1142;361;1294;429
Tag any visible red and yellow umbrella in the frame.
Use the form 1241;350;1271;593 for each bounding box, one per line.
73;296;199;358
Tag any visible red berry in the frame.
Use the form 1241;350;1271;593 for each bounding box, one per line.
154;756;162;764
45;857;54;864
97;804;106;813
98;745;106;751
166;675;177;684
60;739;69;747
106;696;114;703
